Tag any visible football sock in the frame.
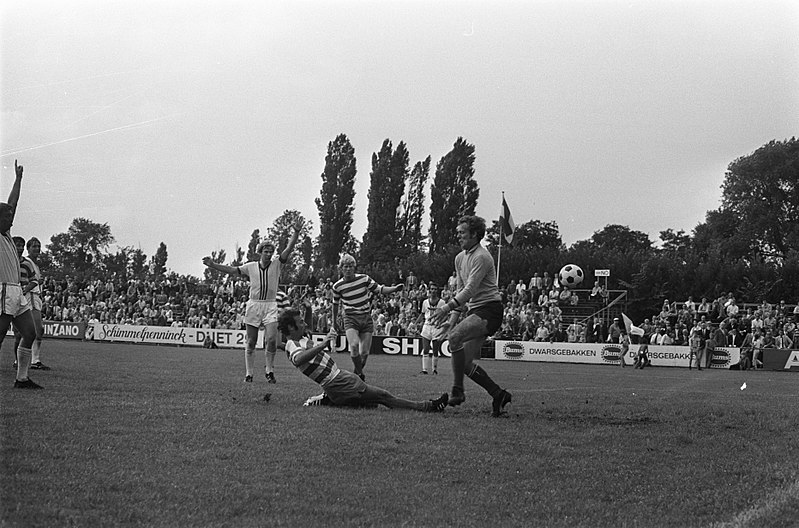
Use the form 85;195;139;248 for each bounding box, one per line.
16;346;32;381
466;364;501;397
244;346;254;377
422;355;431;372
360;353;369;368
264;348;276;374
31;340;42;364
351;354;364;374
432;355;438;371
450;347;466;389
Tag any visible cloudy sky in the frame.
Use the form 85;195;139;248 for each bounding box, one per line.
2;0;797;277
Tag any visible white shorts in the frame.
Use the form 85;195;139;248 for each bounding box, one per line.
421;323;446;341
1;283;31;317
244;300;278;328
27;292;43;312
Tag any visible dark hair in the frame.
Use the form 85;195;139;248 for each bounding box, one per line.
277;308;301;334
26;237;40;249
458;215;486;240
12;236;25;246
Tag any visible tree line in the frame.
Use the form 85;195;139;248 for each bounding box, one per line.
38;136;799;319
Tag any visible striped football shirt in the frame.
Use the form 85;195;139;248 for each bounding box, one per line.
19;256;34;289
332;274;379;314
286;336;340;387
239;258;283;301
276;290;291;311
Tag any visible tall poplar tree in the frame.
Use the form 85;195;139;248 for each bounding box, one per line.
429;138;480;253
150;242;168;276
315;133;357;268
361;140;408;264
398;156;431;254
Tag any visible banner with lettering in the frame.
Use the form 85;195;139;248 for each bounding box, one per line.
492;340;743;369
88;323;264;349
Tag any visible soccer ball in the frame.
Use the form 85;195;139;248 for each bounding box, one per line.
558;264;584;287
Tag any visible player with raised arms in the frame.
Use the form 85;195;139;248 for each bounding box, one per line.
202;218;302;383
0;161;40;389
331;253;403;381
431;215;512;417
279;308;448;411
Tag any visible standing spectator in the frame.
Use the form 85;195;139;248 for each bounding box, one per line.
447;271;457;292
405;271;418;292
515;279;527;301
607;317;622;343
567;318;582;343
752;330;765;369
619;329;630;368
726;299;740;319
591;317;606;344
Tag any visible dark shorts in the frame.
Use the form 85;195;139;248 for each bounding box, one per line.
343;311;374;334
468;300;504;335
324;370;368;405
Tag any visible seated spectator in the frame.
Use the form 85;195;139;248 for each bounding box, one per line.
569;290;579;306
567;319;582;343
559;287;572;303
534;321;549;342
775;328;793;350
550;323;567;343
536;290;548;307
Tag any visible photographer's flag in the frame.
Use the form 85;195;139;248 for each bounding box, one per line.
622;313;645;337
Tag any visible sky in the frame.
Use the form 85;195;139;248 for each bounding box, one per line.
2;0;798;278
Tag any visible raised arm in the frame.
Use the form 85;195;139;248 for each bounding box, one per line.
7;160;23;211
202;256;243;277
279;218;304;262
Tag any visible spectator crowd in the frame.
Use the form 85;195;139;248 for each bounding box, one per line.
35;269;799;356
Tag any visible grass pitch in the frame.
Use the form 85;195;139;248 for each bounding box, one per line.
1;340;797;527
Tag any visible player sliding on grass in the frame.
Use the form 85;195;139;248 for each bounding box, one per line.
202;218;302;384
279;309;448;411
331;253;403;381
431;215;512;417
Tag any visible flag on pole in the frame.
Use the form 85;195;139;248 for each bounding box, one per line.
621;313;645;337
500;196;515;246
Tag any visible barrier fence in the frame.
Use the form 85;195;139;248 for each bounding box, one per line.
19;322;799;372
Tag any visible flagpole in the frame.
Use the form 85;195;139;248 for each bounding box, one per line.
497;191;504;284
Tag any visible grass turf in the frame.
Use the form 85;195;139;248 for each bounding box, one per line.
1;340;797;527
